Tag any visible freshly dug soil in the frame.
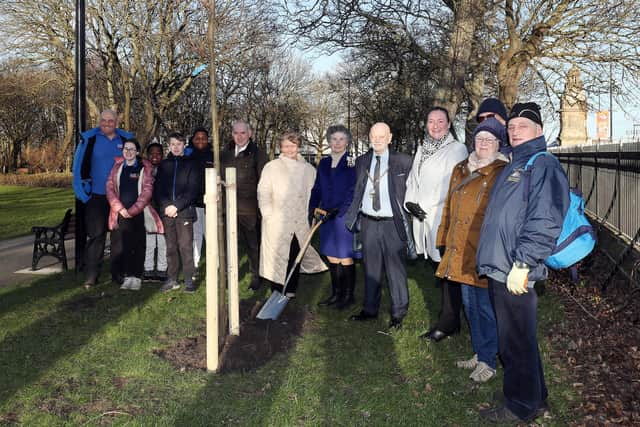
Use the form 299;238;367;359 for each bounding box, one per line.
154;298;313;373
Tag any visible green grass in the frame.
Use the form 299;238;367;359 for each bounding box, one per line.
0;185;74;240
0;260;576;426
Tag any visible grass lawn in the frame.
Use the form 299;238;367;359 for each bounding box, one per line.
0;185;74;240
0;259;577;426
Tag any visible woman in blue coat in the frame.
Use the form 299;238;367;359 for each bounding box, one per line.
309;125;361;309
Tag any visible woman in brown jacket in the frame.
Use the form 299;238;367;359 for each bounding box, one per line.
436;118;508;382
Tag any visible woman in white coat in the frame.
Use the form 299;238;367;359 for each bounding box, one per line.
404;106;468;341
258;131;327;297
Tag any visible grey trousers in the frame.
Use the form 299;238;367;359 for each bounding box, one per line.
360;216;409;319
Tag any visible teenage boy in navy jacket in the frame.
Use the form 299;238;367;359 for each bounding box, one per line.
154;132;202;293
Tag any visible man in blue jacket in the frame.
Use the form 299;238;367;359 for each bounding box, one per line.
477;103;569;423
73;110;133;288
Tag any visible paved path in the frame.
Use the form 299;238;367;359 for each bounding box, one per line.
0;235;75;288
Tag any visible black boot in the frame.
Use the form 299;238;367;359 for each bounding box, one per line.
319;263;341;306
336;264;355;310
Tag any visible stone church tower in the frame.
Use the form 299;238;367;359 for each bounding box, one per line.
559;67;588;146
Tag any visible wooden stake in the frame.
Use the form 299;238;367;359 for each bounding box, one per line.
225;168;239;335
205;168;219;372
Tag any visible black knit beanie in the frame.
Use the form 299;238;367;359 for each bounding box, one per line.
508;102;543;128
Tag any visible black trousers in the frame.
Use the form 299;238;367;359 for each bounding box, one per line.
488;278;547;420
268;235;301;293
238;215;260;280
431;260;462;333
360;217;409;319
110;215;145;280
84;195;110;281
163;216;195;281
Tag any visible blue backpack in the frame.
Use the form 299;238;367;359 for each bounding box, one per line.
524;152;596;270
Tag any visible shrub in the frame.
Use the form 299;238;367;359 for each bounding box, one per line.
0;173;72;188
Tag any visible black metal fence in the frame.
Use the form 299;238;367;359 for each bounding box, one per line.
551;143;640;287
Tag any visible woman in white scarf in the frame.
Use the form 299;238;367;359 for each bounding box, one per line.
405;107;469;261
404;107;468;341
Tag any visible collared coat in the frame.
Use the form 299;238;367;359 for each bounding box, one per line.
404;136;469;261
220;140;268;217
345;149;414;244
435;158;507;287
308;152;360;259
105;157;164;233
257;154;327;285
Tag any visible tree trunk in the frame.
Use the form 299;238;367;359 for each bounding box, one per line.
433;0;483;118
58;101;75;172
208;0;228;351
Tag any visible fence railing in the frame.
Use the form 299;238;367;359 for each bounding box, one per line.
551;143;640;288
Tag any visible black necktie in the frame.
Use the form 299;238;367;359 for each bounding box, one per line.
373;155;381;211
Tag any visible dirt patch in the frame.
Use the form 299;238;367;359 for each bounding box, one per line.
546;250;640;425
154;298;313;373
0;412;20;425
38;397;74;419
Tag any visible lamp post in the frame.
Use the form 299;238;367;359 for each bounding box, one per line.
342;77;354;154
74;0;87;273
343;78;352;132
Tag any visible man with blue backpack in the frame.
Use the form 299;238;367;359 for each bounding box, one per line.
476;102;570;423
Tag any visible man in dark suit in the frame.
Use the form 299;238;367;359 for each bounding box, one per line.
345;122;414;330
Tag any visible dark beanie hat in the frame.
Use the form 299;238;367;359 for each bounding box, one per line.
473;117;506;146
124;137;141;152
508;102;543;128
476;97;507;122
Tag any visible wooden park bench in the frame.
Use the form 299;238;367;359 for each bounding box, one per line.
31;208;76;271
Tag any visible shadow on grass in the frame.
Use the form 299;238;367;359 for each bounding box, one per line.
168;255;406;425
0;271;81;318
0;276;157;406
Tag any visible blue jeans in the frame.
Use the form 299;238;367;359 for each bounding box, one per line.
461;284;498;369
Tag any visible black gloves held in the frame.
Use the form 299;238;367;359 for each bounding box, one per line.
405;202;427;221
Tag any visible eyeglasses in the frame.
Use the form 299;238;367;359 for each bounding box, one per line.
478;113;496;123
475;137;498;145
123;147;138;152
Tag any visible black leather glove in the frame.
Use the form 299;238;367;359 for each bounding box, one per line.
405;202;427;221
324;208;339;221
313;207;329;222
437;246;446;258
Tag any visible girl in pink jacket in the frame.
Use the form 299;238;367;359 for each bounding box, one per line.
106;138;163;290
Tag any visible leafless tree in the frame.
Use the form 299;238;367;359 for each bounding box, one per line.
0;0;76;170
284;0;640;120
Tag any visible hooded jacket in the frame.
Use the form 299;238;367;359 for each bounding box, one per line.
476;135;570;282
